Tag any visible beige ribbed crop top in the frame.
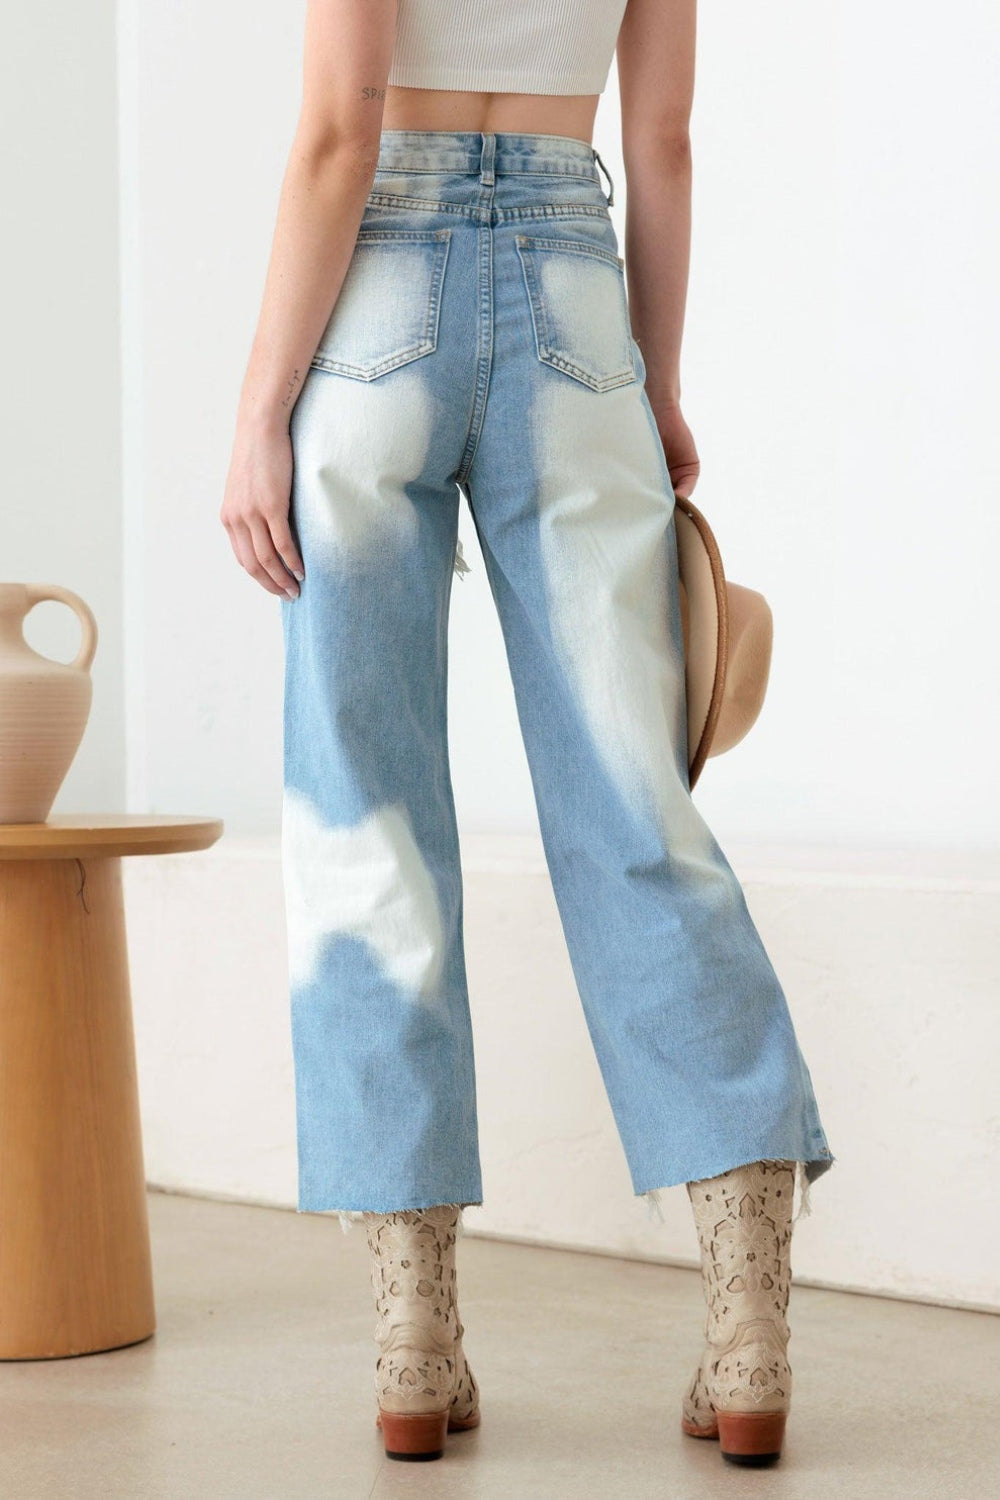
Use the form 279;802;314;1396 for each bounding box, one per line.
387;0;631;97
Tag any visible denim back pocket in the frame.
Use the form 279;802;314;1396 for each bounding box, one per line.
310;228;452;380
515;235;636;392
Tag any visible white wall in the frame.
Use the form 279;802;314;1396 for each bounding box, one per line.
670;5;1000;849
1;3;124;809
116;0;301;824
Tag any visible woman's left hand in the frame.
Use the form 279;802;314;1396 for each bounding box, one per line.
655;403;700;500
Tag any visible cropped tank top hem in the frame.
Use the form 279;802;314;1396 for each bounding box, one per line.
387;62;607;97
387;1;630;99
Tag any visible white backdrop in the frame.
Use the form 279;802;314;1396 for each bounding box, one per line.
1;2;123;810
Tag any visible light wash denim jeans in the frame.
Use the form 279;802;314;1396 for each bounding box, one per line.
280;129;835;1223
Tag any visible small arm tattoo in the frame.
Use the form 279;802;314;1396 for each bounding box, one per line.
361;86;386;101
282;369;302;408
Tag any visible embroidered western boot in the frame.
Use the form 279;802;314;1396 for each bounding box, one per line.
362;1203;480;1461
681;1159;796;1466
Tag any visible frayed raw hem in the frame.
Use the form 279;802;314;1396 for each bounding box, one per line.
297;1201;481;1238
640;1152;835;1228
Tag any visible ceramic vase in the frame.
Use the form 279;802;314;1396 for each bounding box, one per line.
0;583;98;823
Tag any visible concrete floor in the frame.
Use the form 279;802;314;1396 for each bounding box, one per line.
1;1191;997;1499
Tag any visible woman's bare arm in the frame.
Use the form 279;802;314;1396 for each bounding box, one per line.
221;0;397;598
616;0;700;497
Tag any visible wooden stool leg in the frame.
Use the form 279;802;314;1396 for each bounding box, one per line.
0;856;155;1358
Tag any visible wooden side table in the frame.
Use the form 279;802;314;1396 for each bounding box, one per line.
0;814;223;1359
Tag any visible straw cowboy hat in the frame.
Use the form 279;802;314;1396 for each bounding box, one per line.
674;493;774;789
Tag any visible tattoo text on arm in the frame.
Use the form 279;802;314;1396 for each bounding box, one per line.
282;369;302;409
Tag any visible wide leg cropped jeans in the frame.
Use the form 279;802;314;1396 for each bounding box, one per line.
279;129;835;1216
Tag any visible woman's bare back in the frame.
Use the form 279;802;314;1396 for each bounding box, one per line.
380;83;601;145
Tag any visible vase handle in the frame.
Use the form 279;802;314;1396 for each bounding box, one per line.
23;584;99;674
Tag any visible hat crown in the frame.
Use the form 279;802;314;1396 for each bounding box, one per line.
674;497;773;787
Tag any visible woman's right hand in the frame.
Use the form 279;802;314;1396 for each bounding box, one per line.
220;419;305;600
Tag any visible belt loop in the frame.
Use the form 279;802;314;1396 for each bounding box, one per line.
479;131;496;185
592;146;615;206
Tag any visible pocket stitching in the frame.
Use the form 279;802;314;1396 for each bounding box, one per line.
515;236;635;392
515;233;624;269
310;228;452;381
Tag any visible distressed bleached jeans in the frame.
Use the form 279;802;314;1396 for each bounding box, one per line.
279;129;835;1227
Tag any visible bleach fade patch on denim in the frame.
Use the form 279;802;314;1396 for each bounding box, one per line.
281;787;448;1003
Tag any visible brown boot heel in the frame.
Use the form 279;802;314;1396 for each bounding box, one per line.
377;1408;450;1461
716;1411;786;1466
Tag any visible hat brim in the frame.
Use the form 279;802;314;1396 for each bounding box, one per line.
674;496;729;789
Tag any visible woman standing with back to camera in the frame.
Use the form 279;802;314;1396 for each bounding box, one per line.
221;0;835;1468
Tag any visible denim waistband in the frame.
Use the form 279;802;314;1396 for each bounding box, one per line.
375;129;615;202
